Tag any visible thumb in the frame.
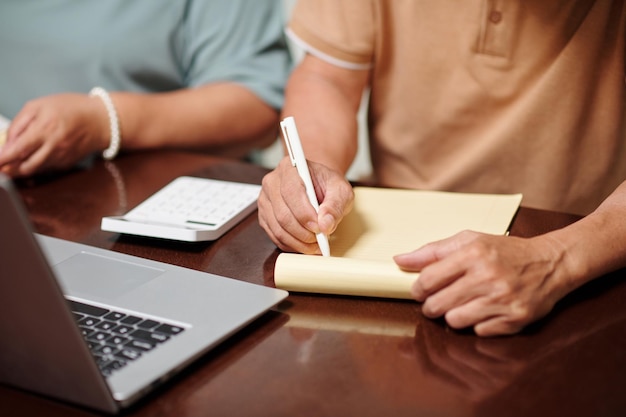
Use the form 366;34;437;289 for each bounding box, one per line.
317;182;354;235
393;244;441;272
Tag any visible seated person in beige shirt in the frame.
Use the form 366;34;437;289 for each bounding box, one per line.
258;0;626;336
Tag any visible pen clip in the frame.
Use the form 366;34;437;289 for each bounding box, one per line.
280;119;297;167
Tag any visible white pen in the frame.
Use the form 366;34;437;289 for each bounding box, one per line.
280;116;331;256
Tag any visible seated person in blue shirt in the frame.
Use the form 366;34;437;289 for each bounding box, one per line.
0;0;290;177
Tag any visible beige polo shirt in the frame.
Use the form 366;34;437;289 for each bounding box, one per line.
288;0;626;215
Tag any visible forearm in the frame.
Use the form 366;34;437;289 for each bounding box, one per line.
281;56;368;174
539;180;626;297
110;83;279;158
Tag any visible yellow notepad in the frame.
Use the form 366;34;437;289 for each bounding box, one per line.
274;187;522;299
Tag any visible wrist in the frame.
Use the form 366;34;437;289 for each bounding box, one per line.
89;87;121;160
536;220;604;300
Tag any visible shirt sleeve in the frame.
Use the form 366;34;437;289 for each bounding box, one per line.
181;0;291;110
288;0;375;70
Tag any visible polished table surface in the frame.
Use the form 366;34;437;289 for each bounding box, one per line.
1;150;625;417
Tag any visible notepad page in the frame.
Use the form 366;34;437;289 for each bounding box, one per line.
331;187;523;260
274;187;522;299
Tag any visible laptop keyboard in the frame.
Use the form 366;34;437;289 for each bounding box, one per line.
69;300;185;377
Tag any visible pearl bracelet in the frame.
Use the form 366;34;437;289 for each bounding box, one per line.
89;87;121;160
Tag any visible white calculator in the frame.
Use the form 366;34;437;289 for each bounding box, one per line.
101;176;262;242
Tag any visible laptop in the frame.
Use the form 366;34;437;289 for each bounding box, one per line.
0;174;288;413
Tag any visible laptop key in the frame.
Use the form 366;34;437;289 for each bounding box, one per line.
69;300;109;317
87;332;109;343
94;345;119;356
78;317;101;327
116;348;142;362
80;327;96;338
120;315;142;325
111;324;134;335
95;353;116;366
103;311;126;321
101;359;126;375
108;335;129;347
137;319;160;329
95;320;117;331
130;329;169;344
125;339;156;352
154;324;185;335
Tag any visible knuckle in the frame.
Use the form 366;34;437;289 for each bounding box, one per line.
22;99;40;112
421;297;442;318
415;272;434;294
274;207;292;227
509;301;533;323
457;229;477;239
491;279;513;296
444;310;464;329
465;240;490;259
474;318;522;337
261;173;274;189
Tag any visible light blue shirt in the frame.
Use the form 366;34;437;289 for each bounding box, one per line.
0;0;291;118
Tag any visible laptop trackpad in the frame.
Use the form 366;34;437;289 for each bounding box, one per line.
54;252;164;299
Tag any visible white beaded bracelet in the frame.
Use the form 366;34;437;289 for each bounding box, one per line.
89;87;121;160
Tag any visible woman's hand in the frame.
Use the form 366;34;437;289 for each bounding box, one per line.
0;93;109;177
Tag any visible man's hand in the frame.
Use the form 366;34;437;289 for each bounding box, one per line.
394;230;572;336
258;156;354;254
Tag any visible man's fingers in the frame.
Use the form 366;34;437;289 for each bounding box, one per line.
259;162;323;254
395;230;481;271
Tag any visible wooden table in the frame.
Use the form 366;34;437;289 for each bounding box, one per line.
2;150;625;417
